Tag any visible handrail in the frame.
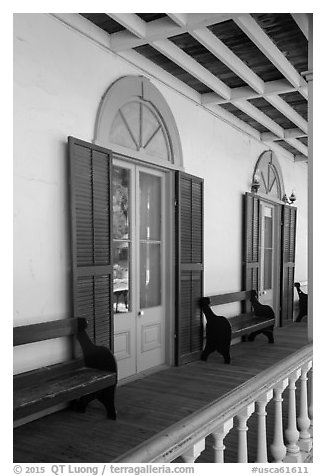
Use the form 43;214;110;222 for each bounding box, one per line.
114;344;313;463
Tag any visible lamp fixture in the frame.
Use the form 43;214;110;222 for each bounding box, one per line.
251;173;260;193
282;191;297;205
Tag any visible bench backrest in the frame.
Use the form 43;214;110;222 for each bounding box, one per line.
13;318;84;347
206;290;252;307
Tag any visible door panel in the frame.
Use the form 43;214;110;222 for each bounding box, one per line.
137;167;165;373
259;203;274;307
113;160;166;379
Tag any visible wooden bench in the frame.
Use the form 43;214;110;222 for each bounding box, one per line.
294;282;308;322
13;317;117;422
200;290;275;364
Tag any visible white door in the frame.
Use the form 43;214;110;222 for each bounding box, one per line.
112;160;166;380
259;202;275;308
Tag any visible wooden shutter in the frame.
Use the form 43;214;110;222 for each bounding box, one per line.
243;192;260;312
69;137;113;349
175;172;204;365
280;204;297;325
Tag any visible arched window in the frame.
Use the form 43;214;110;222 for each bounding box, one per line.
251;150;285;200
94;75;183;169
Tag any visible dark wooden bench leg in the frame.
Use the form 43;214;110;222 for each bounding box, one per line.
201;343;231;364
72;393;97;413
97;385;117;420
72;385;117;420
262;326;274;344
296;310;306;322
248;327;274;344
247;330;259;342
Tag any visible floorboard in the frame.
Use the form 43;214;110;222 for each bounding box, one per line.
13;322;310;463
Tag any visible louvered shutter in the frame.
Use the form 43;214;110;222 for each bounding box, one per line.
69;137;114;349
280;204;297;325
175;172;204;365
243;192;260;312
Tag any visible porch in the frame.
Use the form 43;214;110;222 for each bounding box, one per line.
13;321;312;463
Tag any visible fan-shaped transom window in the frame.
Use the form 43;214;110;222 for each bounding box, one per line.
94;76;183;169
252;150;285;200
110;100;171;162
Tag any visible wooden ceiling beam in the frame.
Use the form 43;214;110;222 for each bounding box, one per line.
168;13;235;29
191;27;265;94
233;99;307;157
110;13;235;51
263;140;297;162
201;79;301;105
232;99;284;137
234;14;308;93
152;39;232;100
107;13;147;38
285;138;308;156
295;156;308;162
261;128;307;141
266;96;308;133
291;14;309;40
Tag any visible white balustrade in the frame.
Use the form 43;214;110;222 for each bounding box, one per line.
297;362;313;452
114;345;313;464
181;439;205;463
211;419;233;463
270;378;288;462
284;369;301;462
236;403;255;462
256;390;273;462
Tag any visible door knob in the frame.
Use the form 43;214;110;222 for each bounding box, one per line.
138;310;144;317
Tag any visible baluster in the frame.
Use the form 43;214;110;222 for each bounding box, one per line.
256;390;273;462
308;366;313;437
297;362;313;452
270;378;288;462
284;369;302;463
211;418;233;463
236;402;255;463
181;439;205;463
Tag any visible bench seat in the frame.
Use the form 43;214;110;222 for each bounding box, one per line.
14;361;116;421
201;290;275;363
13;318;118;423
228;313;275;338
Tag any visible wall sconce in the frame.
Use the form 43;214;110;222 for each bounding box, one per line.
251;173;261;193
282;191;297;205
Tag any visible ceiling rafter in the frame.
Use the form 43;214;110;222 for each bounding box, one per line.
187;27;308;136
232;99;307;156
191;27;265;94
152;39;232;100
261;128;306;142
202;79;299;104
109;13;234;51
233;14;308;98
291;13;309;40
76;12;309;162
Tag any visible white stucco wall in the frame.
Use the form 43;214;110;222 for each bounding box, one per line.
13;13;308;373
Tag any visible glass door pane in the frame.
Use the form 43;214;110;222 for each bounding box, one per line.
139;172;162;309
112;166;131;312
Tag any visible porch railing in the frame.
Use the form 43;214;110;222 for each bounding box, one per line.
114;344;313;463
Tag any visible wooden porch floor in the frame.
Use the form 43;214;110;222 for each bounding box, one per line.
13;322;309;463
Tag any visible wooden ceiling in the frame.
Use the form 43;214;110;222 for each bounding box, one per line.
79;13;310;162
